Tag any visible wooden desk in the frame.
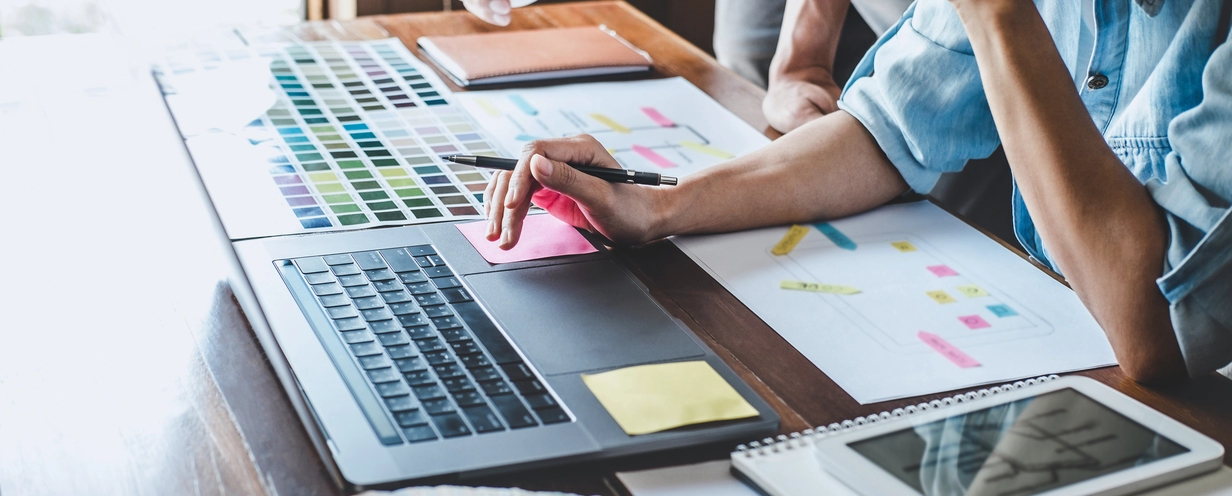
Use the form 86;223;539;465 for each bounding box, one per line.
0;3;1227;495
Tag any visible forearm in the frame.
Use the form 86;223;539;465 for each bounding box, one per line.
768;0;850;84
655;111;908;236
955;1;1183;380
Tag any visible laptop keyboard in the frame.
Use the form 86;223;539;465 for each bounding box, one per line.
276;245;569;445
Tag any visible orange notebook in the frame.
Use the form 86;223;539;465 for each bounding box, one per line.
416;26;652;86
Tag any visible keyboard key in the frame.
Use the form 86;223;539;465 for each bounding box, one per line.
380;290;413;304
345;285;377;298
395;409;429;427
341;330;375;344
293;257;329;273
423;351;453;365
431;316;462;330
333;317;365;331
350;342;383;356
373;280;402;292
449;340;480;356
318;294;349;307
404;370;435;386
431;276;462;289
375;381;411;397
398;271;429;285
304;272;335;285
463;405;505;433
433;363;465;378
423;305;453;318
413;384;446;400
404;282;434;295
386;344;417;359
394;357;428;373
399;314;429;327
536;406;570;424
414;256;434;268
424;266;453;278
470;367;501;382
524;394;557;410
452;390;486;407
442;377;475;392
358;354;392;369
514;379;546;395
385;395;417;412
439;328;471;342
414;293;446;306
405;325;435;339
369;320;401;334
428;255;447;266
361;308;394;321
366;269;397;281
432;413;471;438
414;338;446;352
337;274;368;287
422;398;455;415
352;251;387;270
459;354;491;369
502;363;533;381
326;306;359;319
378;332;411;347
312;283;343;296
453;301;520;364
402;425;438;443
480;380;512;396
408;245;436;256
389;302;418;315
322;254;353;265
353;296;384;310
441;288;474;303
331;264;362;276
490;395;537;429
367;367;401;383
379;248;419;272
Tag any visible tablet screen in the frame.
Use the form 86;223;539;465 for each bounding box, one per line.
847;388;1189;496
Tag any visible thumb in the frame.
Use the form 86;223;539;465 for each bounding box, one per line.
529;154;609;206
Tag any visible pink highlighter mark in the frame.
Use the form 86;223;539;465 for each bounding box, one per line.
918;331;981;368
455;214;598;264
631;145;678;168
641;107;676;127
927;264;959;277
958;315;991;330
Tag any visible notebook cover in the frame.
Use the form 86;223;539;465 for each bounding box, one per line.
416;27;650;83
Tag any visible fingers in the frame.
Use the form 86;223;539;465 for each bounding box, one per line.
461;0;511;25
799;84;840;115
527;153;610;209
498;154;536;248
485;170;511;240
519;134;622;171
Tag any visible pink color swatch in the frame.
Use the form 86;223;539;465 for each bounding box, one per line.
927;264;959;277
958;315;991;330
640;107;676;127
456;214;598;264
631;145;677;168
918;331;981;368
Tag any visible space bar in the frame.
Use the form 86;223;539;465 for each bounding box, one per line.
276;260;403;445
452;301;521;364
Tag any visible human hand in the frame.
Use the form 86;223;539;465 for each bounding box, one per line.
461;0;512;26
484;135;668;249
762;73;842;133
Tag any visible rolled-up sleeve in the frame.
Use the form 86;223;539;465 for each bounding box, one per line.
1147;40;1232;377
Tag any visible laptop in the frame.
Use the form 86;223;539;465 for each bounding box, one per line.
155;36;779;489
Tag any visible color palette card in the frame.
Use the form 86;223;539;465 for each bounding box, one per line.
156;37;504;240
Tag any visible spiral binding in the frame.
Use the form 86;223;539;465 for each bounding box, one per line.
734;375;1060;457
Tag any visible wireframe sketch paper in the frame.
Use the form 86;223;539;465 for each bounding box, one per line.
673;201;1117;404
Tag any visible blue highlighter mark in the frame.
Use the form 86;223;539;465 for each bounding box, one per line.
987;304;1018;318
509;95;538;116
813;222;857;250
514;134;539;141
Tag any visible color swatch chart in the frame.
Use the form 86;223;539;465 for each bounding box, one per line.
157;38;502;239
456;78;771;179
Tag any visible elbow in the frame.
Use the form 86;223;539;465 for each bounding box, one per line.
1118;359;1188;385
1111;338;1189;385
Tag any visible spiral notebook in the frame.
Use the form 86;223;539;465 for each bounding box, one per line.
729;375;1061;496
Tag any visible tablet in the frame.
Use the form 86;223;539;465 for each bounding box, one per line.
815;376;1224;496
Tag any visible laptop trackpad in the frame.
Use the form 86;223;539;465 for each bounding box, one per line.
465;260;704;376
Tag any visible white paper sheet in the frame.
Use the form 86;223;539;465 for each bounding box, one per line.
453;78;771;178
673;201;1118;403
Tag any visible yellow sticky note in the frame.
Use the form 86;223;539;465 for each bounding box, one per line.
927;290;958;304
680;141;735;159
771;225;810;256
590;113;632;133
475;97;501;117
780;280;861;295
581;361;758;436
956;284;990;298
891;241;918;252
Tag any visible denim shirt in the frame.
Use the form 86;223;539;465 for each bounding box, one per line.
839;0;1232;376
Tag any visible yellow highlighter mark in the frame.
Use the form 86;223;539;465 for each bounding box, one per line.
780;280;861;295
891;241;918;252
927;290;958;304
590;113;631;133
956;284;990;298
680;141;734;159
771;225;810;256
581;361;759;436
475;97;501;117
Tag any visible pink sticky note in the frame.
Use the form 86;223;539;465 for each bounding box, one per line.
927;264;959;277
958;315;991;330
631;145;678;168
918;331;981;368
456;214;598;264
640;107;676;127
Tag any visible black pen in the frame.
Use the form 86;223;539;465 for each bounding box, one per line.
442;155;678;186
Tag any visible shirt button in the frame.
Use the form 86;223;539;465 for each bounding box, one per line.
1086;74;1109;90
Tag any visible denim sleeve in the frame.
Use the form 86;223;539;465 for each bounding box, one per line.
837;0;1001;194
1147;40;1232;377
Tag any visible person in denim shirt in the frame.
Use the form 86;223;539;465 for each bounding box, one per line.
485;0;1232;382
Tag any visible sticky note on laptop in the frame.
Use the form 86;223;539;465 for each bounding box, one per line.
581;361;758;436
456;214;598;264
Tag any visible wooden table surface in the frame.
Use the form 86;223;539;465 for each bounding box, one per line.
0;2;1228;495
